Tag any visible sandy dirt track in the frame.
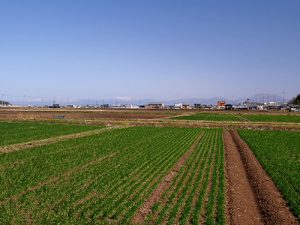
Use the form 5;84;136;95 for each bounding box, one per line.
224;130;264;225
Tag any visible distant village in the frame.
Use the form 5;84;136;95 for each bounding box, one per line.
1;95;300;112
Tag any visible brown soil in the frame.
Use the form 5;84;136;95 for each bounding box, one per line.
225;130;299;225
1;108;300;130
131;132;204;224
0;126;124;154
49;119;300;131
0;109;183;120
224;130;264;225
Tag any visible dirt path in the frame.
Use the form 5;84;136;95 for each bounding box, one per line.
131;131;204;224
224;130;299;225
224;130;263;225
0;126;125;154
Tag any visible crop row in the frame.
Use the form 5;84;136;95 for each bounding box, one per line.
145;128;225;225
239;129;300;219
0;126;202;224
0;121;101;146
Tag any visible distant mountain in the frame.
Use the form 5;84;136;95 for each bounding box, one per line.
163;97;235;105
67;98;156;106
7;93;290;106
289;94;300;105
248;93;283;103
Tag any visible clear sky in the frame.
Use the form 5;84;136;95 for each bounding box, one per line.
0;0;299;102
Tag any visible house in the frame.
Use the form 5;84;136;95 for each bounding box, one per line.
290;105;300;112
182;104;191;109
100;104;109;109
0;100;10;107
49;104;60;108
265;102;281;110
174;103;183;109
194;104;202;109
225;104;233;110
65;104;77;108
174;103;191;109
145;103;164;109
217;101;226;109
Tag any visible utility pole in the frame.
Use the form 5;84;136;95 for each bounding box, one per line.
282;91;285;105
1;93;4;107
23;95;26;107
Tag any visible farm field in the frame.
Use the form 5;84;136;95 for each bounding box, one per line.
175;112;300;123
0;108;182;120
242;114;300;123
0;119;299;224
239;129;300;219
142;129;225;225
0;121;101;146
174;113;241;121
0;126;226;224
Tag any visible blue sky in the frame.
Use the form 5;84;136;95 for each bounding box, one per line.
0;0;299;102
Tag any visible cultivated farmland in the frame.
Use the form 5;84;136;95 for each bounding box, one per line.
0;121;100;146
139;129;225;225
239;130;300;218
0;118;299;225
174;113;241;121
242;114;300;123
175;112;300;123
0;126;227;224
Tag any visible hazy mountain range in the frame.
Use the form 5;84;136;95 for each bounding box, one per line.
7;93;289;106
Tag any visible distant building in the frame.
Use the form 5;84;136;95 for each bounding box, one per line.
49;104;60;108
174;103;183;109
265;101;281;110
290;105;300;112
194;104;202;109
182;104;191;109
145;103;164;109
174;103;191;109
0;100;11;107
217;101;226;109
65;104;77;108
225;104;233;110
100;104;109;109
238;99;265;110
